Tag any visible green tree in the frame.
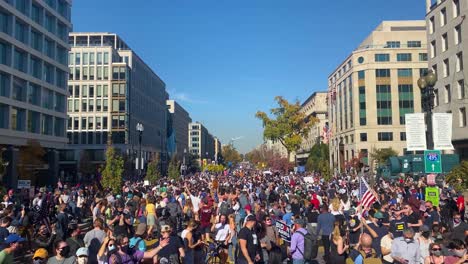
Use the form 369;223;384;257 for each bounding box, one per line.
222;144;242;167
101;146;124;193
168;155;180;180
305;143;331;180
446;160;468;192
146;154;161;184
370;148;398;165
206;164;225;173
255;96;317;160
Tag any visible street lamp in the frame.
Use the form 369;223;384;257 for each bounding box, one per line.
182;148;187;175
417;70;437;150
136;122;144;177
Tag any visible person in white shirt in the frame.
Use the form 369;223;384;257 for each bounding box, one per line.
211;214;231;263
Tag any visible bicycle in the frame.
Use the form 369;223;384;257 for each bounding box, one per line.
205;240;228;264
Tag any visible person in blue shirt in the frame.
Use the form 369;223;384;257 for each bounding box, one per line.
317;205;335;261
283;205;294;225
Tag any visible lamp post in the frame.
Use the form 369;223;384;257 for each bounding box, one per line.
417;70;437;150
182;148;187;175
136;123;144;177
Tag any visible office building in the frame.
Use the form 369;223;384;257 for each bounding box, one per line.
0;0;72;187
62;33;168;176
188;122;216;164
214;137;221;162
425;0;468;158
296;91;328;165
167;99;191;160
328;21;427;172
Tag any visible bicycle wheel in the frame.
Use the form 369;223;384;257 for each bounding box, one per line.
206;255;221;264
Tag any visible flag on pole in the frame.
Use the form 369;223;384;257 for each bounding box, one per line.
359;176;377;210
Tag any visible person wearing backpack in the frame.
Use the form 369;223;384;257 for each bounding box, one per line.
289;218;316;264
346;233;382;264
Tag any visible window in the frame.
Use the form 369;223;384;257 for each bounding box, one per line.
0;103;8;129
83;53;88;65
58;0;70;20
429;16;435;34
97;52;102;65
378;132;393;141
103;117;108;129
0;10;10;35
96;99;102;111
445;84;451;103
112;67;119;80
458;79;465;99
453;0;460;17
74;99;79;112
89;53;95;64
12;78;26;102
375;54;389;62
0;72;10;97
103;85;108;97
31;30;42;52
89;85;94;97
400;132;406;141
360;133;367;142
89;66;94;80
104;52;109;64
97;67;102;80
74;67;80;80
55;93;65;112
42;88;54;109
57;22;67;41
397;53;412;62
430;41;436;58
44;63;54;84
96;117;102;129
88;116;93;130
398;85;414;124
385;41;400;48
376;85;392;125
44;38;55;59
397;69;412;77
75;52;81;65
11;107;25;131
82;67;88;80
15;20;27;44
456;52;463;72
119;67;126;79
419;53;428;61
41;114;53;135
103;99;108;111
28;83;41;106
31;4;42;25
440;8;447;26
460;107;467;127
112;100;119;111
67;100;72;113
28;111;40;134
103;67;108;80
376;69;390;78
0;42;9;66
57;46;67;65
119;84;125;95
443;59;450;77
407;41;421;47
73;117;79;130
45;13;55;34
97;85;102;97
74;85;80;97
82;85;88;97
81;117;87;129
14;48;27;73
455;25;462;45
55;117;65;137
442;34;448;52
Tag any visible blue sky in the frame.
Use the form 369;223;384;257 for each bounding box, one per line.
72;0;426;153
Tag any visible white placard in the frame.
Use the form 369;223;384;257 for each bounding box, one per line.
405;113;427;151
433;113;454;150
17;180;31;189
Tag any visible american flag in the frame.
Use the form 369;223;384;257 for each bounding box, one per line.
359;177;377;210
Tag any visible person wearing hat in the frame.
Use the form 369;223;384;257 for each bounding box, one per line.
32;248;48;264
237;215;259;264
154;225;185;263
362;209;388;258
0;234;25;264
75;247;88;264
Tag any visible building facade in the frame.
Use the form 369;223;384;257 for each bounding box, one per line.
328;21;428;172
0;0;72;187
214;137;221;163
296;91;328;164
188;122;216;165
425;0;468;159
167;99;191;160
63;33;168;177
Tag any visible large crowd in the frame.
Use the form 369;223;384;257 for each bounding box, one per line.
0;170;467;264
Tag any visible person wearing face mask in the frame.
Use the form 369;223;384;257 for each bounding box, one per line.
445;239;468;264
423;242;445;264
47;240;75;264
449;211;468;241
391;228;420;264
32;248;48;264
418;225;434;264
75;247;89;264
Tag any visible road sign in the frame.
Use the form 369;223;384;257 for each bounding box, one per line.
424;150;442;173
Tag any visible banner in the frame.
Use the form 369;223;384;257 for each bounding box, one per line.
405;113;427;151
17;180;31;189
425;186;440;207
275;220;293;242
432;113;455;150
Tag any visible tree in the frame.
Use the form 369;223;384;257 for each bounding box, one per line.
305;143;331;180
78;150;94;177
370;148;398;165
205;164;224;173
446;160;468;192
187;153;201;174
17;139;46;180
167;155;180;180
245;145;278;168
146;154;161;184
101;146;124;193
222;144;242;167
255;96;317;160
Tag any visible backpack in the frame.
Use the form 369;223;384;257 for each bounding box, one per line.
346;249;382;264
296;229;318;261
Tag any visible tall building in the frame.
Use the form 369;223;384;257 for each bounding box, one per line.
296;91;328;165
214;137;221;162
0;0;72;187
167;99;191;160
328;21;428;172
188;122;216;164
62;33;168;176
425;0;468;158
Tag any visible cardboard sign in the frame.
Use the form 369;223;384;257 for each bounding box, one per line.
425;186;439;207
275;220;293;242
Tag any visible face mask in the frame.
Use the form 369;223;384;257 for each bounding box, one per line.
454;218;461;224
404;238;413;243
33;259;44;264
60;246;70;257
454;249;467;257
108;245;116;252
431;250;442;257
77;257;88;264
121;246;129;253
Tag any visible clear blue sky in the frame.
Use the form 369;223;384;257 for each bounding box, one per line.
72;0;426;153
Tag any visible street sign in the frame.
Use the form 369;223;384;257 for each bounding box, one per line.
424;150;442;173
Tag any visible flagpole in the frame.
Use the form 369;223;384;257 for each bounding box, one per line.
359;173;364;235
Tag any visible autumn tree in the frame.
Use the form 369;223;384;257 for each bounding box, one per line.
146;154;161;184
246;145;279;169
255;96;316;161
222;144;242;167
101;146;124;193
17;139;46;180
167;155;180;180
370;148;398;165
446;160;468;192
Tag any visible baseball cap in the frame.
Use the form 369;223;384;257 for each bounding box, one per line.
76;247;89;257
161;225;172;233
33;248;48;259
294;218;305;226
5;234;25;244
244;204;252;211
246;215;257;222
420;225;430;233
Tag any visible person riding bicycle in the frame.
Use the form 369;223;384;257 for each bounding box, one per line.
210;214;231;263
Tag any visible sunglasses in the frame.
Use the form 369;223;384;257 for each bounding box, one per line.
432;248;441;251
265;219;271;221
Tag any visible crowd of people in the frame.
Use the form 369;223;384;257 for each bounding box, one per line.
0;170;467;264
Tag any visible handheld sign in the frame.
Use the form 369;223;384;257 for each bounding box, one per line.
275;220;293;242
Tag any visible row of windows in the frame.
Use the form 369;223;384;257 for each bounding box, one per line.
67;98;108;113
67;131;114;145
68;66;127;82
435;79;466;106
0;102;65;136
357;69;428;79
429;1;461;34
67;116;109;130
374;53;428;62
384;40;422;48
67;84;110;98
0;71;66;112
69;52;109;66
359;132;405;142
430;25;462;58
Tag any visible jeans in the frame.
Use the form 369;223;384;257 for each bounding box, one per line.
292;259;305;264
321;235;331;257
